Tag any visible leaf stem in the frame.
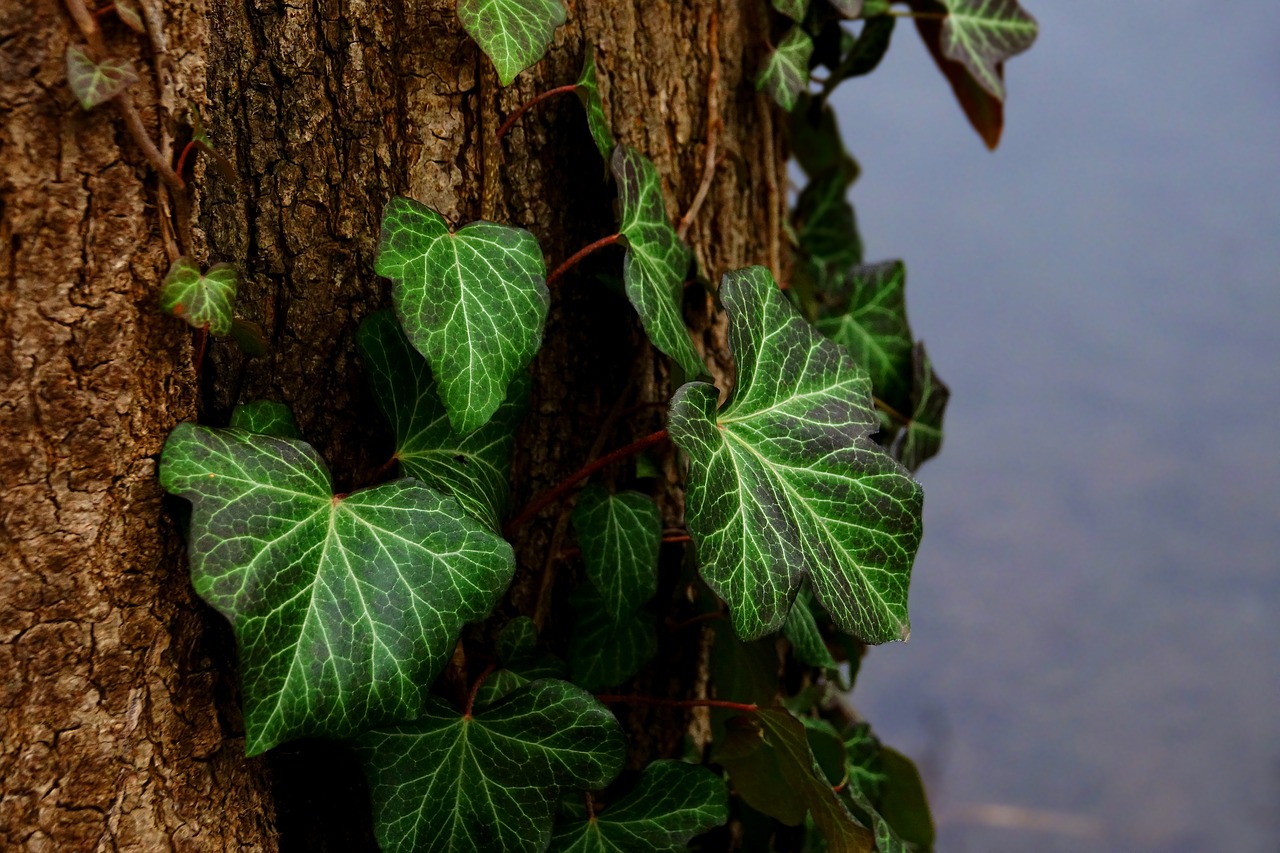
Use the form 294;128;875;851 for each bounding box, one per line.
545;233;621;287
463;663;496;719
504;429;669;537
495;84;579;143
594;694;758;714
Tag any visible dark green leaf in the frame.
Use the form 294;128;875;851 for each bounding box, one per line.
714;714;808;827
757;27;814;112
228;401;301;440
65;45;137;110
354;679;625;853
783;588;841;677
572;486;661;620
801;717;848;788
896;342;949;471
815;260;913;414
611;145;704;378
773;0;810;22
876;747;935;849
842;723;886;803
357;309;529;530
711;624;780;708
568;587;658;691
844;786;911;853
457;0;567;86
934;0;1038;101
158;257;238;336
794;170;863;274
498;615;540;663
375;196;548;434
668;267;923;644
549;760;729;851
229;318;268;356
791;94;859;182
474;619;568;708
824;16;895;89
575;47;614;161
158;424;515;754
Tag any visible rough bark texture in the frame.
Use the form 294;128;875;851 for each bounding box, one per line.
4;0;785;847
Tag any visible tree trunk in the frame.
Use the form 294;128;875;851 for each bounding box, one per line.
2;0;784;848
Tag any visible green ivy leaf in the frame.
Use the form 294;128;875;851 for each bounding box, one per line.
842;723;887;803
158;257;238;336
611;145;704;378
572;486;661;620
791;95;859;183
354;679;625;853
229;318;268;357
772;0;810;22
65;45;138;110
357;309;529;531
158;423;515;754
824;15;895;89
474;618;568;708
794;170;863;276
375;196;548;434
757;27;814;112
801;717;848;789
874;747;936;850
896;342;949;471
668;266;923;644
228;401;301;440
815;260;913;414
933;0;1038;101
911;6;1004;148
783;587;841;679
457;0;567;86
549;760;729;851
568;587;658;691
575;47;615;161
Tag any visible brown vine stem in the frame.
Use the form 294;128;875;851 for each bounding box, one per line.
545;233;621;287
594;695;758;714
495;84;579;143
463;663;496;720
676;10;722;241
504;429;669;538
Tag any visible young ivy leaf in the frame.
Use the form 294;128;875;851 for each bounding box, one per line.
895;342;949;471
668;266;923;644
931;0;1038;101
65;45;138;110
549;760;730;851
158;257;238;336
757;27;814;112
158;424;515;755
572;485;661;620
815;260;914;415
575;47;614;162
228;400;302;440
611;145;705;378
772;0;810;23
357;309;529;531
457;0;567;86
568;586;658;691
375;196;548;434
353;679;625;853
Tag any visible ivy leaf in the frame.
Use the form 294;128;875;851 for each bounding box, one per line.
824;15;895;89
815;260;913;415
357;309;529;531
572;485;661;620
549;760;729;851
931;0;1038;101
772;0;810;23
229;318;268;357
474;617;568;708
791;94;859;183
354;679;625;853
575;47;615;161
842;723;887;803
757;27;814;112
794;170;863;275
611;145;704;378
158;423;515;755
158;257;238;336
114;0;146;33
668;266;923;644
457;0;567;87
375;196;548;434
874;747;936;850
783;587;842;679
228;401;302;440
801;717;849;789
65;45;138;110
568;587;658;691
895;343;949;471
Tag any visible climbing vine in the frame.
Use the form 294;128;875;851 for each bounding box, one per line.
63;0;1038;848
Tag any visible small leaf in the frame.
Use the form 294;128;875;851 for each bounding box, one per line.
228;401;301;440
114;0;146;33
358;309;529;530
229;318;268;356
375;196;548;434
354;679;625;853
757;27;814;112
896;342;949;471
158;257;238;336
549;760;729;851
783;588;841;678
572;485;661;620
794;169;863;275
842;723;886;803
825;15;895;86
801;717;848;789
498;615;540;663
158;424;515;754
474;619;568;708
668;267;923;644
568;587;658;691
575;47;615;161
815;260;913;414
791;94;859;182
933;0;1038;101
875;747;936;849
772;0;810;22
611;145;704;378
457;0;567;86
65;45;138;110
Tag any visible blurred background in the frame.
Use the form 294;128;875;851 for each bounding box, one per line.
829;3;1280;851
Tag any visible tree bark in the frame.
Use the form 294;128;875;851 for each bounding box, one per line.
2;0;785;848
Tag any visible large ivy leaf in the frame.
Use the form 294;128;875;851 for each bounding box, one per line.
354;679;625;853
611;145;704;378
357;309;529;531
572;485;661;620
895;343;949;471
668;267;923;643
457;0;567;86
934;0;1038;101
575;47;614;161
158;257;238;336
228;401;302;440
65;45;138;110
815;260;913;415
549;760;729;851
568;587;658;691
158;423;515;755
757;27;814;112
375;196;548;434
